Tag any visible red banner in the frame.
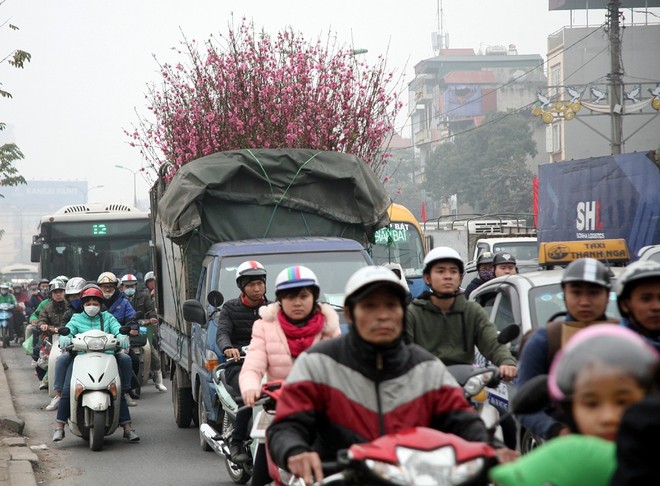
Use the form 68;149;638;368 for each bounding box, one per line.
533;177;539;228
421;201;427;223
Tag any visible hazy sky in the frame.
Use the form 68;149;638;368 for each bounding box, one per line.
2;1;610;206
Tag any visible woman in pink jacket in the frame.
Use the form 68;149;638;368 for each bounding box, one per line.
239;265;340;406
239;265;340;486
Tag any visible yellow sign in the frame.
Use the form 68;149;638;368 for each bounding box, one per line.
539;239;630;266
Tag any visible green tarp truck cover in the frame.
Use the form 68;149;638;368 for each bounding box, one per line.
151;148;391;293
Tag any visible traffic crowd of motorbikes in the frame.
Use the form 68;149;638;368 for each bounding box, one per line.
3;247;660;485
0;271;166;449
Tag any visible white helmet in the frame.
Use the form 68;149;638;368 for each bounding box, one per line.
144;271;155;284
275;266;319;298
235;261;267;291
615;260;660;318
65;277;87;295
97;271;119;286
344;266;409;307
120;274;139;286
423;247;464;275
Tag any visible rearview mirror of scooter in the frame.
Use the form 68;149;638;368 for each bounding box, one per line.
207;290;224;308
497;324;520;345
509;374;549;415
58;327;71;336
118;326;132;335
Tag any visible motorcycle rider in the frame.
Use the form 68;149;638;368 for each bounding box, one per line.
97;272;135;325
267;266;516;485
45;277;87;411
215;260;268;463
11;283;28;343
515;258;616;441
120;274;167;394
493;252;518;277
0;282;17;345
52;285;139;442
464;251;495;298
33;279;69;390
239;266;340;483
143;271;156;299
406;247;518;378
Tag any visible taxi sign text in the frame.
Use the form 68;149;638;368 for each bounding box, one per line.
539;239;629;265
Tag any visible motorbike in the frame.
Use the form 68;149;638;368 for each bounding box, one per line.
58;326;127;451
277;427;498;486
0;303;15;348
199;356;276;484
128;320;152;397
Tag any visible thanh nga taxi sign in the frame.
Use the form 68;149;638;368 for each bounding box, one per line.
539;238;629;266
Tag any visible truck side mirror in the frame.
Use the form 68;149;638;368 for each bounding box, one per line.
183;299;206;325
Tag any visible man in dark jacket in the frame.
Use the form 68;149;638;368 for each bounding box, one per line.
464;251;495;298
34;279;69;389
215;261;268;463
267;266;516;484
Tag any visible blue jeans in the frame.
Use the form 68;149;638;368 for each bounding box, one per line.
56;352;133;426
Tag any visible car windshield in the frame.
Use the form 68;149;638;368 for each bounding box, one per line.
529;283;620;328
216;250;371;307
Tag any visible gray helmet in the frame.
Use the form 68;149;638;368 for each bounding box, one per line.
615;260;660;318
49;278;66;292
561;258;612;289
65;277;87;296
144;271;155;284
477;251;495;267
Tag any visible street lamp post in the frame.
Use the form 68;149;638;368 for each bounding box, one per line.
86;185;104;203
115;165;139;208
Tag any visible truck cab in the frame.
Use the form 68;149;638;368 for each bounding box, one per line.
167;237;372;445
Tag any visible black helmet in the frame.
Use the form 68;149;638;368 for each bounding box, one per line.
615;260;660;318
493;252;517;267
477;251;494;267
561;258;612;289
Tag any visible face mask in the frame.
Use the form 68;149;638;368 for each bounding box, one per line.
40;289;49;297
84;305;101;317
0;290;7;295
69;298;82;311
124;288;136;297
102;291;114;300
478;268;494;281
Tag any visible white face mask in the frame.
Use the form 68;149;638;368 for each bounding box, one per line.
84;305;101;317
102;291;114;300
124;288;136;297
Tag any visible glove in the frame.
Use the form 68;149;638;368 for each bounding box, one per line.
58;336;72;349
117;335;130;350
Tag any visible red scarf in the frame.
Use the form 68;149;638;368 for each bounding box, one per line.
278;309;325;358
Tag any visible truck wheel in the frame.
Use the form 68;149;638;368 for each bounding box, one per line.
172;370;193;428
197;384;213;451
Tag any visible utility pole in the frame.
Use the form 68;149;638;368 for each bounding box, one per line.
608;0;623;154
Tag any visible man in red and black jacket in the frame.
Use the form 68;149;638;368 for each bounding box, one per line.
267;266;515;485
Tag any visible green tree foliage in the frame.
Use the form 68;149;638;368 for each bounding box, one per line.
383;147;426;220
1;7;31;197
424;111;537;214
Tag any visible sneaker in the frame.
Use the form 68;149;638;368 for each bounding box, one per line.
229;440;249;463
52;428;65;442
128;389;140;400
45;396;60;411
125;394;137;407
123;428;140;442
39;380;48;391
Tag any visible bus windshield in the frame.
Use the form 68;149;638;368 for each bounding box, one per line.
33;206;153;282
371;222;425;278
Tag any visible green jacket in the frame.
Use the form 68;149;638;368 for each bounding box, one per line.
490;435;615;486
405;293;516;367
0;293;17;305
30;299;49;323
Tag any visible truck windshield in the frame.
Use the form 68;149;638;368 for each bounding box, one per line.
492;242;538;261
216;250;371;307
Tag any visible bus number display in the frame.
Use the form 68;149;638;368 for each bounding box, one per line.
92;224;108;236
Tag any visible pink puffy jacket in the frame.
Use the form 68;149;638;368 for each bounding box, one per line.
238;302;341;394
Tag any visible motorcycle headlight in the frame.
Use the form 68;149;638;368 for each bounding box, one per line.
383;446;485;486
84;335;108;351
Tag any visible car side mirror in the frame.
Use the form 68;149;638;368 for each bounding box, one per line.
498;324;521;345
